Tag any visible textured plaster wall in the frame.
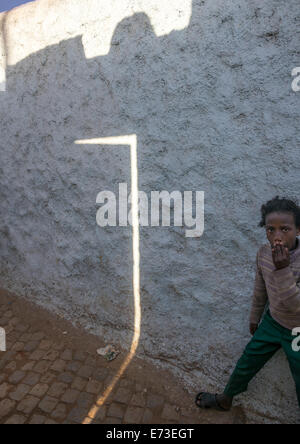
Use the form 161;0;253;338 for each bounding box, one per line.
0;0;300;423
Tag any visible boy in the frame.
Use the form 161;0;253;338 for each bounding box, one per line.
196;196;300;412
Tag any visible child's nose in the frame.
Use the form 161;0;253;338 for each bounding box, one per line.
274;236;283;244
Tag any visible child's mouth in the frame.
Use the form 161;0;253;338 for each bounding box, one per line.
272;242;288;248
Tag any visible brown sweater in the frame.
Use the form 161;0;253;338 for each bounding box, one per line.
250;238;300;330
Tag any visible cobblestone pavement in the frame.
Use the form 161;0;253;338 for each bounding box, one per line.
0;289;246;424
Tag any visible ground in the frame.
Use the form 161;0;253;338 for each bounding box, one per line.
0;288;246;424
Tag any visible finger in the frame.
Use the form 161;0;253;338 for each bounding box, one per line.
277;244;283;259
285;247;290;262
272;248;277;263
277;250;283;262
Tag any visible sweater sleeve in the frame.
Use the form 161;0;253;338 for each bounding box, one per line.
273;266;300;314
250;249;268;324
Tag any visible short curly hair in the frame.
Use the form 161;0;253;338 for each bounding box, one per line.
258;196;300;228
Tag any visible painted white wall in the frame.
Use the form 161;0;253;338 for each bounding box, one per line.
1;0;300;424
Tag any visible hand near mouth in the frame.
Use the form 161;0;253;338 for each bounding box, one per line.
271;242;290;270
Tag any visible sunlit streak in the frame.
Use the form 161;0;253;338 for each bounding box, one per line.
75;135;141;424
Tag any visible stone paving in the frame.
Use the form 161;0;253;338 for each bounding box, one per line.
0;290;246;424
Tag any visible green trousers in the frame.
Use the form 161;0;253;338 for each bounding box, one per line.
223;309;300;407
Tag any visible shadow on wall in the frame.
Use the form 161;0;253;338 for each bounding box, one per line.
1;0;225;344
1;0;215;424
3;1;211;139
0;0;250;352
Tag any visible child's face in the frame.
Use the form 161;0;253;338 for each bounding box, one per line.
265;211;300;250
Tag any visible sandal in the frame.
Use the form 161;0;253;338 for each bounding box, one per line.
195;392;231;411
